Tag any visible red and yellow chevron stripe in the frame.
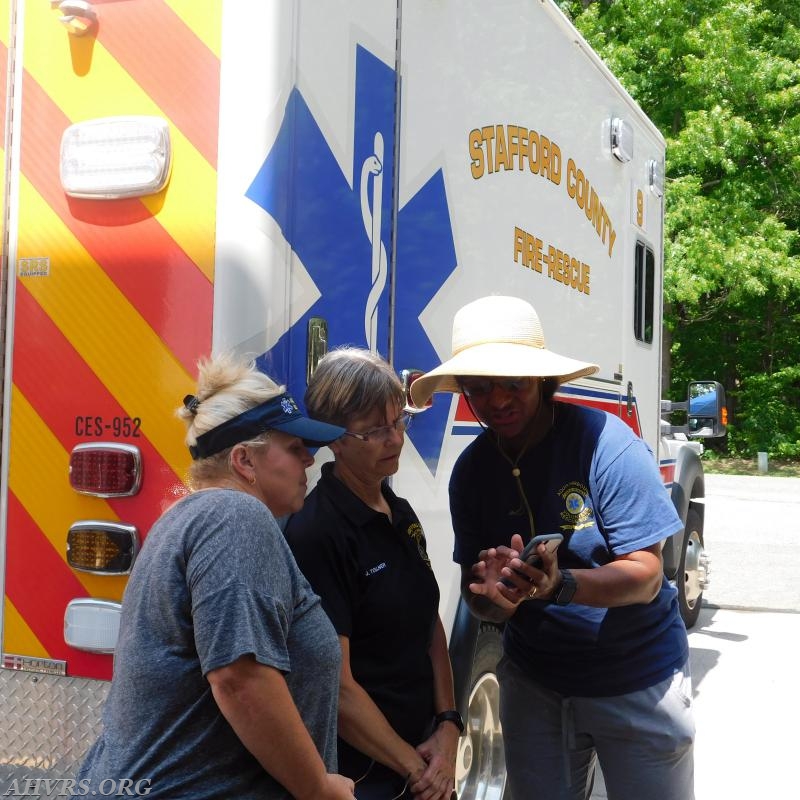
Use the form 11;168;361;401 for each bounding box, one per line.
1;0;222;679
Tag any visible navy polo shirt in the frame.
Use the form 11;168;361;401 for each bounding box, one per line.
451;403;688;698
284;462;440;779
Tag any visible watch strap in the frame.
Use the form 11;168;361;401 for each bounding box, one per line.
434;709;465;734
553;568;577;606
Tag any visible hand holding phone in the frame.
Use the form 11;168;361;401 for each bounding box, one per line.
501;533;563;587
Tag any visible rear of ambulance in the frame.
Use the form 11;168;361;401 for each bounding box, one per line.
0;0;222;784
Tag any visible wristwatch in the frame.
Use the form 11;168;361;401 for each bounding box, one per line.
434;709;465;734
552;568;577;606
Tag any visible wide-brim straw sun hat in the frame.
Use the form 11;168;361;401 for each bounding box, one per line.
410;295;599;407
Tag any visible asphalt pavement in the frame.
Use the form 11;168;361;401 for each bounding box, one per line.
691;473;799;799
592;473;800;800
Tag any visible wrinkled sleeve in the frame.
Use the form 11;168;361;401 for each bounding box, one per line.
186;498;299;675
591;429;682;556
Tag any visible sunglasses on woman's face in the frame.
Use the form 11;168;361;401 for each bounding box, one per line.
457;377;532;398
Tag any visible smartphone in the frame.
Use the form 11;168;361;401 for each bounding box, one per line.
501;533;563;587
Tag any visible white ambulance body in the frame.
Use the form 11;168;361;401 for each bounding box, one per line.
0;1;721;794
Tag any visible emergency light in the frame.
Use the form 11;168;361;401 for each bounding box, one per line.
67;521;139;575
648;158;665;198
60;116;172;199
64;599;122;654
69;443;142;497
610;117;634;163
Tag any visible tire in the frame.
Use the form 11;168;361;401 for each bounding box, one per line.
455;623;510;800
677;507;708;628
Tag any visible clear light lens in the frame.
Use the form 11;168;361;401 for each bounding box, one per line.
648;158;664;197
67;521;138;575
69;443;142;497
64;599;122;654
60;116;172;199
610;118;634;163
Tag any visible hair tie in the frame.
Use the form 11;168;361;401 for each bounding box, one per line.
183;394;200;415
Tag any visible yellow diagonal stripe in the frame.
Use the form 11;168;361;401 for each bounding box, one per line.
3;598;48;659
24;1;216;280
0;2;8;44
17;174;195;476
8;387;128;601
164;0;223;58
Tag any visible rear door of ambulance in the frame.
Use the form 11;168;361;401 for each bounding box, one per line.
0;0;221;683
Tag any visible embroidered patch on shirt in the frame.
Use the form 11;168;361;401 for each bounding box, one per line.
365;561;387;577
407;522;432;570
558;482;595;531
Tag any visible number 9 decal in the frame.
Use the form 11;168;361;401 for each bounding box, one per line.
636;189;644;228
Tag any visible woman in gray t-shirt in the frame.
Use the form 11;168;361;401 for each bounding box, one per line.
77;354;354;800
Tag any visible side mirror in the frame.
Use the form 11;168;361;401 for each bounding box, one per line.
400;368;432;413
687;380;727;438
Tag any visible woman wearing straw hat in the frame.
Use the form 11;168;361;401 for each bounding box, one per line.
77;354;354;800
411;296;694;800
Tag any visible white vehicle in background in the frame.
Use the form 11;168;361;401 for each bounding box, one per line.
0;1;724;796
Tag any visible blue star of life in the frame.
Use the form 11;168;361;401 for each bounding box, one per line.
246;44;457;474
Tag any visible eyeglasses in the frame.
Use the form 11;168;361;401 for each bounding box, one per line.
457;377;532;398
343;411;413;443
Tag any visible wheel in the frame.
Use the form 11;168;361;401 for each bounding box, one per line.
678;507;708;628
455;623;510;800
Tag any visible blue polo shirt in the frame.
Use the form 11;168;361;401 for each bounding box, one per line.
450;403;688;697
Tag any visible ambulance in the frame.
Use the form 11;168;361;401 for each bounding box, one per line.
0;1;725;795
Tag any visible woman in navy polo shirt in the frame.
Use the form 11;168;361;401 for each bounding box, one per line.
411;296;695;800
285;348;459;800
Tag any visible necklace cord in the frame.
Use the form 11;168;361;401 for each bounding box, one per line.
482;400;556;540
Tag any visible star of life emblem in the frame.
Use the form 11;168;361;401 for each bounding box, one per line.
281;397;298;415
558;482;595;531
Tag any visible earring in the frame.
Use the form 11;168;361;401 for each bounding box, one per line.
249;474;256;486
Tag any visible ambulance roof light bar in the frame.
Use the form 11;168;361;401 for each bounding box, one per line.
60;116;172;199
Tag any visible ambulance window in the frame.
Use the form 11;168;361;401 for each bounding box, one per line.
634;242;655;344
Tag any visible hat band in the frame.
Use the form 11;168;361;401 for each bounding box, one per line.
190;393;298;460
452;336;545;356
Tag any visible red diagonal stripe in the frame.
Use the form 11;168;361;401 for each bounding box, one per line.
12;282;187;537
19;66;213;375
94;0;220;168
5;494;112;680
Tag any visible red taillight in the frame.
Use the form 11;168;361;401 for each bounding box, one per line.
69;443;142;497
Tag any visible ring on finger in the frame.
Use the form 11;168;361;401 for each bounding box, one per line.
527;585;538;599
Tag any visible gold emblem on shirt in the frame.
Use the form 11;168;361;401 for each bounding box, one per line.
407;522;432;570
558;482;595;532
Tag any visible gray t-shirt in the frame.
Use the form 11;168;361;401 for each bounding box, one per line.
77;489;340;799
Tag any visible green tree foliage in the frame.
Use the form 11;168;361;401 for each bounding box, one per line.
560;0;800;457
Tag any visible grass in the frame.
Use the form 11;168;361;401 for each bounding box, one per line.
702;456;800;478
